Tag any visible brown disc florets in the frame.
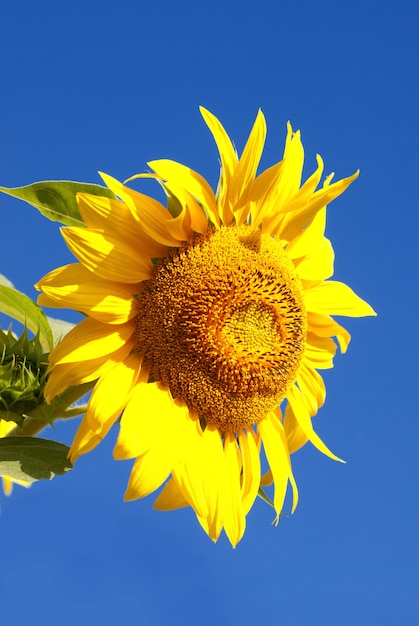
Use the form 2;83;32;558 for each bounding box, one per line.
135;225;306;432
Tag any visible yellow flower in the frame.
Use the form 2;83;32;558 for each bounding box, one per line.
36;108;375;546
0;419;31;495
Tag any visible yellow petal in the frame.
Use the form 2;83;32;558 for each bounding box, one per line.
200;106;237;182
283;402;309;455
294;237;335;281
305;281;377;317
279;123;305;197
171;417;212;520
44;338;136;401
277;170;359;242
153;477;189;510
165;205;194;241
61;227;153;283
124;443;174;501
237;110;267;188
200;107;237;225
195;425;225;542
303;333;336;370
0;419;15;437
35;292;58;310
37;263;139;324
69;353;142;462
77;193;137;234
100;172;183;247
260;468;273;487
230;110;267;226
286;205;326;258
2;477;12;496
296;363;326;415
247;160;284;227
0;422;30;495
77;193;166;259
148;159;221;227
269;123;304;212
50;317;135;365
239;428;261;515
307;312;351;353
287;384;343;462
258;410;298;516
262;155;323;234
1;475;30;495
222;432;245;547
163;184;209;238
69;418;102;461
85;353;142;434
254;126;306;231
114;380;176;460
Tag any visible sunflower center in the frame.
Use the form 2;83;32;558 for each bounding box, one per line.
221;300;282;354
135;225;306;432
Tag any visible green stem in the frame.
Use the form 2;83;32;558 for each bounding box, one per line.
7;416;49;438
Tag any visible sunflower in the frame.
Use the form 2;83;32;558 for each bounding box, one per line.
36;108;375;546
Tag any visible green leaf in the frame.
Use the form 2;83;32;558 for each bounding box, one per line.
0;437;72;483
0;180;115;227
0;284;54;352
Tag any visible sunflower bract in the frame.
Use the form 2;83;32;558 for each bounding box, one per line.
36;108;375;546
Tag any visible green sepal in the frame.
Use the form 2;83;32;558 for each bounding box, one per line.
0;283;54;352
0;180;115;227
0;437;72;483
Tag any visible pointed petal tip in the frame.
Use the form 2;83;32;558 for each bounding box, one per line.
255;107;266;124
99;171;118;189
325;448;345;463
112;444;131;461
123;488;137;502
199;106;215;125
350;298;377;318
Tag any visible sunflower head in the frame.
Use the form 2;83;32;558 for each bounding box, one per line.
36;107;375;546
135;224;307;432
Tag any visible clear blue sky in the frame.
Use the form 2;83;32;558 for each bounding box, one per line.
0;1;417;624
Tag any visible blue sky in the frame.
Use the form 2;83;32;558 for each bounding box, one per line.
0;0;418;624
